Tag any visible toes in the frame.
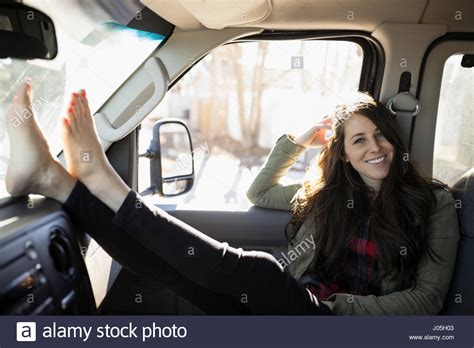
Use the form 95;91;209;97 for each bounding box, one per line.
67;105;74;120
76;93;86;119
72;93;81;117
64;90;91;130
78;94;91;119
66;94;76;122
84;97;92;117
61;117;71;134
17;77;32;94
15;78;33;106
62;116;70;127
73;92;83;119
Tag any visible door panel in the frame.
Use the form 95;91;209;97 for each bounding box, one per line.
167;207;290;247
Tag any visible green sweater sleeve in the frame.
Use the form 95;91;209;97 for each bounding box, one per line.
246;134;307;211
328;189;460;315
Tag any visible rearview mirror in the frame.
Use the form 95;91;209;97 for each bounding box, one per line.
0;3;58;60
140;119;195;197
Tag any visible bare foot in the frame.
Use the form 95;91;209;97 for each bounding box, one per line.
61;90;122;196
5;78;75;201
62;90;106;179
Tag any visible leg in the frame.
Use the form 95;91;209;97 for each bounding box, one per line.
4;81;245;314
64;181;248;314
63;92;331;315
112;190;330;314
61;90;129;212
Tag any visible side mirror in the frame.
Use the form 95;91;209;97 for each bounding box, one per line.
140;119;194;197
0;2;58;60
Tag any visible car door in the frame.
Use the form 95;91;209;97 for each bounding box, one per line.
119;33;381;314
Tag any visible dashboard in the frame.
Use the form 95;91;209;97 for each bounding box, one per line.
0;196;96;314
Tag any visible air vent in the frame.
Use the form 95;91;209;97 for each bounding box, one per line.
49;229;74;277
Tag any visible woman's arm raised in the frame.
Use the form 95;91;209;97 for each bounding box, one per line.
246;118;333;211
246;134;306;211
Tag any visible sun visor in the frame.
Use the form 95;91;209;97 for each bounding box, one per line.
143;0;272;30
178;0;272;29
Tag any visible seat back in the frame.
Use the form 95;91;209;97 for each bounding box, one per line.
442;169;474;314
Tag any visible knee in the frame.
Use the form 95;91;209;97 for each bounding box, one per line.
248;250;285;279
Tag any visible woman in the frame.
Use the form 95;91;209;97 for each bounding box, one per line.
247;93;460;314
5;79;459;315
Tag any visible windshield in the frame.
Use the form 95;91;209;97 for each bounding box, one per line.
0;0;166;199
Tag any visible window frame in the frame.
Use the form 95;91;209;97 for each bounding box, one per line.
138;32;384;203
412;33;474;177
167;30;384;96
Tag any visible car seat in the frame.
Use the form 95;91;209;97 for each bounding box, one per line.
441;168;474;314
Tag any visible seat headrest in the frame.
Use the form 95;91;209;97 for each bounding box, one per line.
452;168;474;238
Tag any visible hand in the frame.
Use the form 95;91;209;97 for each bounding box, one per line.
293;117;333;148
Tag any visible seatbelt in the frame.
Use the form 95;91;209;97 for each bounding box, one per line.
386;72;421;149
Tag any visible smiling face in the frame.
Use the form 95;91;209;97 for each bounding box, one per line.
342;113;395;191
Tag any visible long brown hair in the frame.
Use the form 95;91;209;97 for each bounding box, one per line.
287;92;447;289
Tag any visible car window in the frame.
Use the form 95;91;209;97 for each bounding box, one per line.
433;54;474;186
138;40;363;208
0;0;166;199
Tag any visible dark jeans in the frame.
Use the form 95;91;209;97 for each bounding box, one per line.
64;181;332;315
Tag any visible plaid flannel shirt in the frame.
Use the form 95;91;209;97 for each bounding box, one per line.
299;220;381;300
